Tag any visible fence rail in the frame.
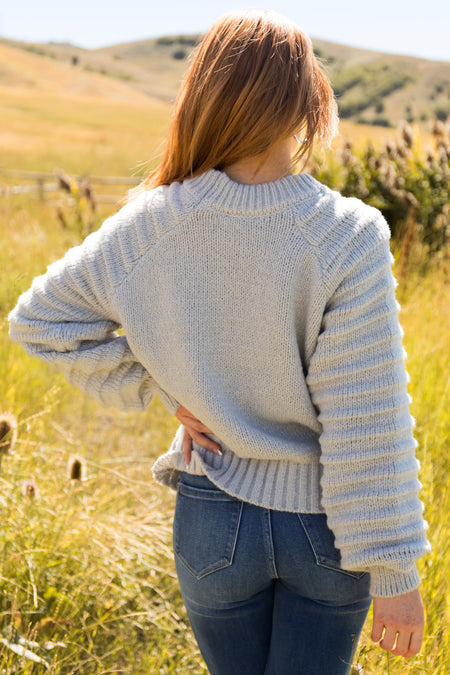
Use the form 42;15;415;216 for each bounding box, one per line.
0;169;141;202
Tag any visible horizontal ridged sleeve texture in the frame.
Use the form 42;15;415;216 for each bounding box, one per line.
304;207;428;597
9;169;430;596
8;195;180;415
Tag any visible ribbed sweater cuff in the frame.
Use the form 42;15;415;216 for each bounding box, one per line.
369;564;421;597
158;390;180;417
142;379;179;416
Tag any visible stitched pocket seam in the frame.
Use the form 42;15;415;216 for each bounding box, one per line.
297;514;366;580
174;493;243;580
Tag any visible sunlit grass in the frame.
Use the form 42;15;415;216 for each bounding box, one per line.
0;86;170;176
351;263;450;674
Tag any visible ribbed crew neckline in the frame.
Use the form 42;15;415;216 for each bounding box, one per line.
183;168;320;214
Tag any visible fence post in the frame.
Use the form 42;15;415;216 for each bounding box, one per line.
37;176;45;202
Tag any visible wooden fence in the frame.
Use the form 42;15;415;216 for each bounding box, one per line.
0;169;141;203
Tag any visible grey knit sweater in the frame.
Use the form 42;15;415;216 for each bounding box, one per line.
8;169;429;597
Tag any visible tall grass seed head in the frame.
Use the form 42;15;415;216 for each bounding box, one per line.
339;139;354;166
431;116;446;139
399;120;414;149
381;162;397;191
385;140;398;159
68;454;87;481
0;413;18;454
56;169;73;193
437;142;450;168
22;477;39;499
395;140;409;160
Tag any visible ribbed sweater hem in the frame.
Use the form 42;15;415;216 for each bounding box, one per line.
152;427;324;513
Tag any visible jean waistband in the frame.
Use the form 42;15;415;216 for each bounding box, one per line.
178;471;225;492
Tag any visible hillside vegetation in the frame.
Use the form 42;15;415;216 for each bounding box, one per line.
0;38;411;178
1;33;450;127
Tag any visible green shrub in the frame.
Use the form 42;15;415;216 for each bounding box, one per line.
434;106;450;122
332;65;414;118
311;119;450;257
356;116;392;127
156;35;200;48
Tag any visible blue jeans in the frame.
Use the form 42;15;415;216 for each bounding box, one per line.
173;473;371;675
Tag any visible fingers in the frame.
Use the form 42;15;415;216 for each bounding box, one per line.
183;428;192;467
372;591;425;658
375;626;423;658
182;426;222;467
405;629;424;657
391;630;410;656
379;625;397;652
371;618;384;644
176;406;215;434
391;624;424;658
187;427;222;456
185;417;215;434
176;406;223;460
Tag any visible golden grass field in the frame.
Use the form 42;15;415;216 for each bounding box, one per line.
1;52;449;673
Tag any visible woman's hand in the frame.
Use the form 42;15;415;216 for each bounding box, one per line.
175;405;222;467
371;588;424;657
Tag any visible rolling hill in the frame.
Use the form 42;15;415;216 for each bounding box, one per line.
1;33;449;128
0;40;171;176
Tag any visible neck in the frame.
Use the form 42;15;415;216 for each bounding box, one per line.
223;139;295;185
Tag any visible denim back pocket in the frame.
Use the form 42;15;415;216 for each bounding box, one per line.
297;513;366;580
173;482;243;580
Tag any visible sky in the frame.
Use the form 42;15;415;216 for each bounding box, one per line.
1;1;449;62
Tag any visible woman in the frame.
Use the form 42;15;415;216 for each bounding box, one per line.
9;10;429;674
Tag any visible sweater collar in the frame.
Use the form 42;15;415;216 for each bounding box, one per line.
182;168;319;214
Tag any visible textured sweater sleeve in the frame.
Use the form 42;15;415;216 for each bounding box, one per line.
306;213;429;597
8;208;179;416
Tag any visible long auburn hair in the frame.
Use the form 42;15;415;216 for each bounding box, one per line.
130;10;338;197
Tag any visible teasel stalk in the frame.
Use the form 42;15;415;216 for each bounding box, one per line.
22;478;39;499
431;116;446;139
0;413;18;472
68;455;87;481
339;139;354;167
399;121;414;149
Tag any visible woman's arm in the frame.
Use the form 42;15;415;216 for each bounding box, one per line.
8;218;179;415
306;218;430;597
